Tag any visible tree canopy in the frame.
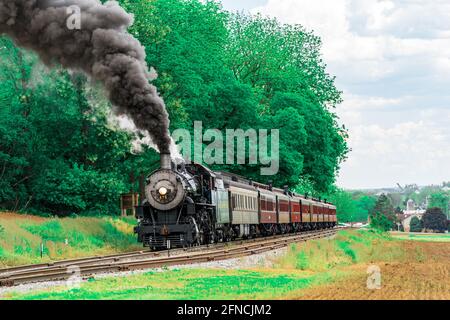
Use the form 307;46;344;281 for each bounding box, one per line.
0;0;348;215
370;194;397;231
325;188;375;223
409;216;423;233
422;207;448;233
428;192;449;218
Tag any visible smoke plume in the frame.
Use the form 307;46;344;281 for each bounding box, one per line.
0;0;172;154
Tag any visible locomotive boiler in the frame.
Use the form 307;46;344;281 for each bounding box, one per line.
134;154;337;250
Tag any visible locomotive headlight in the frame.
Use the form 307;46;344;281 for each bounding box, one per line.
146;170;185;210
158;187;168;196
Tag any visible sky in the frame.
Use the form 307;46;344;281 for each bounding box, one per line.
222;0;450;190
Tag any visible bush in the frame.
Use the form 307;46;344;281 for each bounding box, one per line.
24;220;66;242
370;213;395;232
422;208;447;233
409;216;423;233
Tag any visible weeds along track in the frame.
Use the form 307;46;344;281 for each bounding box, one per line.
0;228;340;287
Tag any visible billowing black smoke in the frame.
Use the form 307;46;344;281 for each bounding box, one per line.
0;0;172;154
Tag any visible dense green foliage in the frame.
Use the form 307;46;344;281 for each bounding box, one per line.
369;194;397;231
422;207;448;233
0;37;159;215
428;192;449;217
325;188;376;223
0;0;347;215
409;216;423;233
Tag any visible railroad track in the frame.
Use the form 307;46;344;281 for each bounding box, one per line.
0;228;340;287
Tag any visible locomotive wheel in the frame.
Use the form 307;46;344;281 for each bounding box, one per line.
188;216;201;246
198;210;215;245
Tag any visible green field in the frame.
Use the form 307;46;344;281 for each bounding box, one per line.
3;229;407;300
0;212;141;267
4;269;341;300
390;232;450;242
2;224;448;300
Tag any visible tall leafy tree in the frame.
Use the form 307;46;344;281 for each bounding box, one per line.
428;192;449;217
327;189;358;223
224;13;348;192
422;207;447;233
1;0;349;214
370;194;397;231
325;189;372;223
0;37;153;215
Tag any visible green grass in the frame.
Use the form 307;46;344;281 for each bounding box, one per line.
4;269;339;300
0;212;141;267
390;232;450;243
3;229;402;300
276;229;402;271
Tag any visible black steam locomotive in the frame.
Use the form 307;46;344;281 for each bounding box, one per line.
134;154;337;249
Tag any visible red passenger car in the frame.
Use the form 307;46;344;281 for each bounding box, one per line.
290;197;301;223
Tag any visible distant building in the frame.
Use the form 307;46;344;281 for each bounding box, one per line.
425;196;430;209
406;199;415;211
400;206;426;232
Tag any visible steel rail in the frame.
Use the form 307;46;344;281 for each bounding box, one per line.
0;228;332;276
0;228;340;287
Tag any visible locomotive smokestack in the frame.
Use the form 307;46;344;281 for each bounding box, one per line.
160;153;172;170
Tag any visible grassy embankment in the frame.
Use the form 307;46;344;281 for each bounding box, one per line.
0;212;141;268
6;228;449;300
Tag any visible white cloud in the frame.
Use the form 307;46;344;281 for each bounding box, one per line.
340;114;450;189
251;0;450;188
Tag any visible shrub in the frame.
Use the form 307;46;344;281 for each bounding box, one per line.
24;220;66;242
409;217;423;233
371;213;395;232
423;208;447;233
336;240;357;263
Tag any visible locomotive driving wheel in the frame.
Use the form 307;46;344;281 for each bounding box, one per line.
188;211;215;246
188;216;201;246
198;210;215;245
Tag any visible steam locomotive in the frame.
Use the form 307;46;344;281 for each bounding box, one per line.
134;154;337;249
